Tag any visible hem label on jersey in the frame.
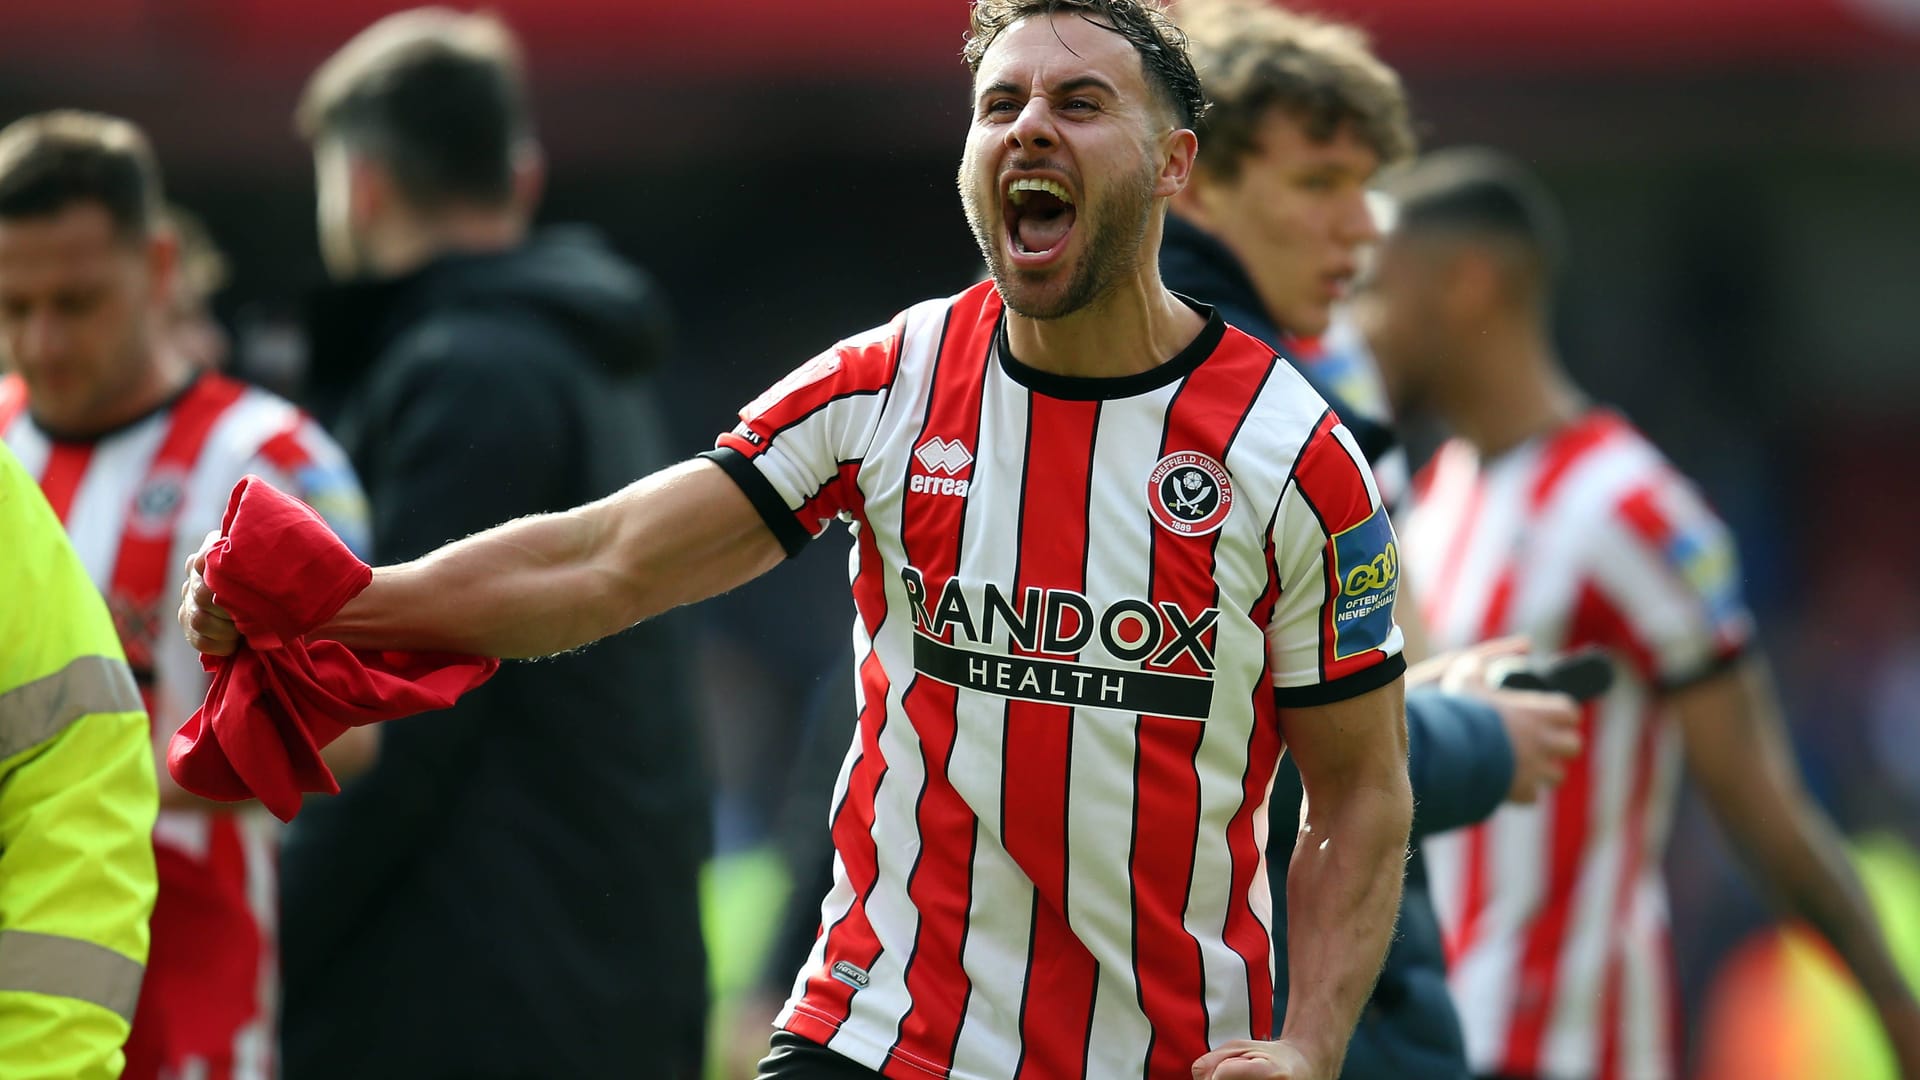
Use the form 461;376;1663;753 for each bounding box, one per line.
830;961;871;991
1329;504;1399;660
912;633;1214;720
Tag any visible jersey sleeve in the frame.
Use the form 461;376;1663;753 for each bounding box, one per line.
1583;472;1754;690
701;317;902;557
243;414;372;562
1267;415;1407;706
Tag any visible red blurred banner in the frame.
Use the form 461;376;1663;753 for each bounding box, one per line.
4;0;1918;76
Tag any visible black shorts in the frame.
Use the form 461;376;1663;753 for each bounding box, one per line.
756;1032;886;1079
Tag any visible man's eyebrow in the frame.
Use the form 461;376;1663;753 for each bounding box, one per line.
1052;75;1118;98
976;75;1121;102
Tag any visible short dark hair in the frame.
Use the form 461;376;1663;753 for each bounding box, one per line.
1176;0;1413;180
0;111;163;241
1386;146;1568;283
296;8;531;210
964;0;1207;130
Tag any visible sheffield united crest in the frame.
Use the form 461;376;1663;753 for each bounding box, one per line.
1147;451;1233;536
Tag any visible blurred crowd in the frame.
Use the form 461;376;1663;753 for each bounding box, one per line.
1;2;1916;1079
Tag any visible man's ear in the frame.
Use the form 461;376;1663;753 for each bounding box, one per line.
1441;247;1504;322
1156;127;1200;201
347;153;389;229
144;225;180;316
510;141;545;218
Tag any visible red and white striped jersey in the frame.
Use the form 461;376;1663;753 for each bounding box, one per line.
707;281;1406;1078
0;370;368;1080
1406;410;1753;1080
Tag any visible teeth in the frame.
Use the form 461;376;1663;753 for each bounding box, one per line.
1007;178;1073;206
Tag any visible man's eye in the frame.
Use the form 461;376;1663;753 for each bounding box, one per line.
1064;99;1097;112
985;100;1019;116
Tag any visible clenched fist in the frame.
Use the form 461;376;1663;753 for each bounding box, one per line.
179;530;240;656
1192;1039;1319;1079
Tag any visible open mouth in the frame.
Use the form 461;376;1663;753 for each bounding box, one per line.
1005;177;1076;262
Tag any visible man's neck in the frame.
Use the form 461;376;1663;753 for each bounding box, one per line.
368;211;527;279
1440;320;1587;460
1004;272;1206;380
46;348;193;440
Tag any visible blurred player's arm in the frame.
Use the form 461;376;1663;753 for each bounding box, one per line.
1677;657;1920;1071
187;458;784;660
1269;677;1411;1075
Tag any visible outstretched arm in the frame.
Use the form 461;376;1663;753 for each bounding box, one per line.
184;458;786;660
1679;657;1920;1074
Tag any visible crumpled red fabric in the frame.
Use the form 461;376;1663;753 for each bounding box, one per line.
167;476;498;822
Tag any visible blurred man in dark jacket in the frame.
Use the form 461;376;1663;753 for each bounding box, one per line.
1162;3;1580;1076
278;11;707;1079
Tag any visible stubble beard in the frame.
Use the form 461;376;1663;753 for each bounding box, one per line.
962;157;1159;321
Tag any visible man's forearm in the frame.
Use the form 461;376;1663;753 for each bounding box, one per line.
322;503;629;658
1280;774;1412;1069
1731;801;1918;1018
319;459;782;659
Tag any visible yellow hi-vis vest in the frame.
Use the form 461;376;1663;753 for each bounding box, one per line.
0;441;158;1080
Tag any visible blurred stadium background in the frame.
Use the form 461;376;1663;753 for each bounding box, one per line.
5;1;1918;1074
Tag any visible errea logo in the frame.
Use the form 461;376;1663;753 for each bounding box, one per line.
911;436;973;497
914;437;972;474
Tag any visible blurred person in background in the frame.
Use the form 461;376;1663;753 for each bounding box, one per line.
1159;5;1581;1075
0;110;374;1080
162;203;232;372
187;2;1420;1077
0;439;158;1080
1358;146;1920;1080
279;9;707;1079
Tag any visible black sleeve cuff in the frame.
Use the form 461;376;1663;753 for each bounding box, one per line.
1656;642;1751;694
1271;651;1408;709
698;447;812;559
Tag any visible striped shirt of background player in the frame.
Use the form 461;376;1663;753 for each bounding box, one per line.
0;371;367;1080
1407;411;1752;1080
708;282;1402;1078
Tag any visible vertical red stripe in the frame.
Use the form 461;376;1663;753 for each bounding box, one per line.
786;501;897;1050
1222;531;1287;1039
1006;393;1101;1080
1596;713;1658;1080
1442;563;1514;965
104;376;246;674
890;296;996;1073
1133;346;1275;1073
1499;695;1597;1075
36;442;94;523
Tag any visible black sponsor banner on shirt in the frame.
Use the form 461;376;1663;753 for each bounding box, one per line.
913;633;1214;720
